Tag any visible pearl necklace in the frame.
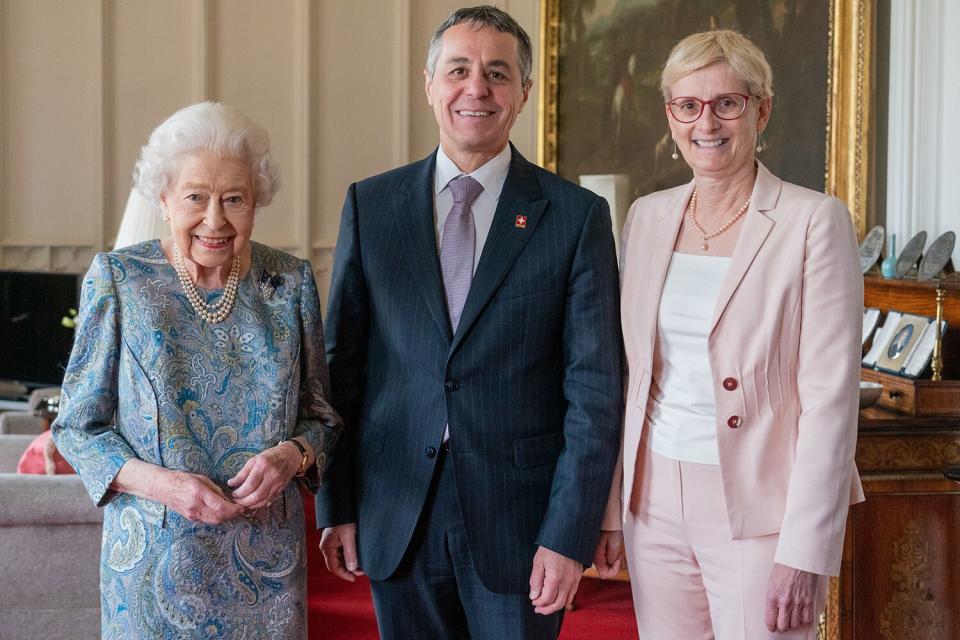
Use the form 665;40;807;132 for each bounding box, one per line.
688;187;751;251
171;244;241;324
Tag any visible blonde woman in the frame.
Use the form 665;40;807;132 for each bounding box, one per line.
594;31;864;639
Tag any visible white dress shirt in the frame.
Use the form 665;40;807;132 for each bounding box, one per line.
645;252;731;465
433;144;511;273
435;144;511;444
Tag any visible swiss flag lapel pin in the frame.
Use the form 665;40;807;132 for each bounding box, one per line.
515;214;528;229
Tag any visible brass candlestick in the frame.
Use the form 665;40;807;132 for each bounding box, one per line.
931;285;945;381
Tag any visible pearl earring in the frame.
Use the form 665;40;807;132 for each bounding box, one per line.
671;140;679;160
755;130;764;153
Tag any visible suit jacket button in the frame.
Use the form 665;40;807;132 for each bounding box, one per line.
445;380;460;391
425;446;437;459
722;377;738;391
727;415;742;429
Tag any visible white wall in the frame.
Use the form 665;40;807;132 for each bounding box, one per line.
0;0;539;302
885;0;960;268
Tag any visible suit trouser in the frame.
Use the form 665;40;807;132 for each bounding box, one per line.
624;443;828;640
368;447;563;640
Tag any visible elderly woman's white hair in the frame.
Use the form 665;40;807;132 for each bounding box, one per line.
660;29;774;100
133;102;281;208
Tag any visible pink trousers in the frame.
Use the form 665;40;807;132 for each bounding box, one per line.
624;443;827;640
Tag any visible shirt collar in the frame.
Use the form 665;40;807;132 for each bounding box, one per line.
435;144;512;200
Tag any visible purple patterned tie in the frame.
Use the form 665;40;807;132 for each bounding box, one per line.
440;175;483;332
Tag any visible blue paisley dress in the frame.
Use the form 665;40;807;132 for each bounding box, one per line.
52;240;342;639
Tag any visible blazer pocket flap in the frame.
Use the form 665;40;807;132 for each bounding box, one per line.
498;273;561;300
513;432;564;469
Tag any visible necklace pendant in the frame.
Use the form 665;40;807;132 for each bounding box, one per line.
701;242;709;251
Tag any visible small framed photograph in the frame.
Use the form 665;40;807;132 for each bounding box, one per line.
903;319;949;378
863;311;901;368
875;314;932;374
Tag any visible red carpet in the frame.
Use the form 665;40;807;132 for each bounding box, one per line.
303;492;639;639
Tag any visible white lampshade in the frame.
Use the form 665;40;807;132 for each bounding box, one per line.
579;174;631;259
113;188;168;250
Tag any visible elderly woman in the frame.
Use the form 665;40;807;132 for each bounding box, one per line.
594;31;864;638
52;102;341;638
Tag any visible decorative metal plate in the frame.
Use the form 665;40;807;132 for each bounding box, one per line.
896;231;927;278
859;225;885;273
918;231;956;281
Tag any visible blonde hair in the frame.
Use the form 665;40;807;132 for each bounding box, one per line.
660;30;773;100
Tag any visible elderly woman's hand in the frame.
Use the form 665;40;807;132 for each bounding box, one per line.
112;459;244;525
227;442;303;510
764;562;818;632
163;470;246;524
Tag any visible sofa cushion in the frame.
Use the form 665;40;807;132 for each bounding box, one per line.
16;431;76;475
0;475;102;525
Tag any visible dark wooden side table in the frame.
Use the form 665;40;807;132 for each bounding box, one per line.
824;408;960;640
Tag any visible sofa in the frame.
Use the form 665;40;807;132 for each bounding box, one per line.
0;387;61;435
0;410;46;435
0;434;102;639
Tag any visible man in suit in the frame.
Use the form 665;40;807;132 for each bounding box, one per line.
316;6;622;637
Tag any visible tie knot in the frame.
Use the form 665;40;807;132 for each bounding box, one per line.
448;175;483;206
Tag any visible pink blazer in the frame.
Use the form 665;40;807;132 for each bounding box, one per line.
603;162;865;576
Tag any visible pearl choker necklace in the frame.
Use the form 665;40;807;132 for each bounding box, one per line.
171;244;241;324
688;187;751;251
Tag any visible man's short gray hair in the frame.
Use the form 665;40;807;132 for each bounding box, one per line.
425;6;533;85
133;101;281;209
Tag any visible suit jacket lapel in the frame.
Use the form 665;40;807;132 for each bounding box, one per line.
450;147;546;356
394;152;453;343
710;162;781;333
639;183;691;351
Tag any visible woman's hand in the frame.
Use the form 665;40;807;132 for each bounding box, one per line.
163;470;246;524
112;460;244;525
764;562;818;632
592;530;625;578
227;442;302;509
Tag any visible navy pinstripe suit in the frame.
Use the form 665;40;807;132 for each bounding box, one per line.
316;145;622;621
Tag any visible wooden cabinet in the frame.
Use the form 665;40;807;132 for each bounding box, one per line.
826;275;960;639
826;410;960;639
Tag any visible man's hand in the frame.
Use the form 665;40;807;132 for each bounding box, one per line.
592;530;624;578
320;523;365;582
528;546;584;615
764;562;818;632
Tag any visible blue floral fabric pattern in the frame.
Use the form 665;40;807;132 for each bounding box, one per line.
52;240;342;639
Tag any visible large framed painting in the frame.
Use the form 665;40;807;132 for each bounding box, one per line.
537;0;875;237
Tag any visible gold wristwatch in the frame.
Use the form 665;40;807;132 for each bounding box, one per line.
282;438;309;476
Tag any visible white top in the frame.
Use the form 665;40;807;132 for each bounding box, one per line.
433;144;511;273
645;252;731;465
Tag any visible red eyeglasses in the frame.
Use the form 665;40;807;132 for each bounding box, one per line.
666;93;752;123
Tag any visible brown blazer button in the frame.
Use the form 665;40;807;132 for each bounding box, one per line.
722;377;738;391
727;415;742;429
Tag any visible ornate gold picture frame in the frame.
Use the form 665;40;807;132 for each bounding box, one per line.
537;0;874;238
